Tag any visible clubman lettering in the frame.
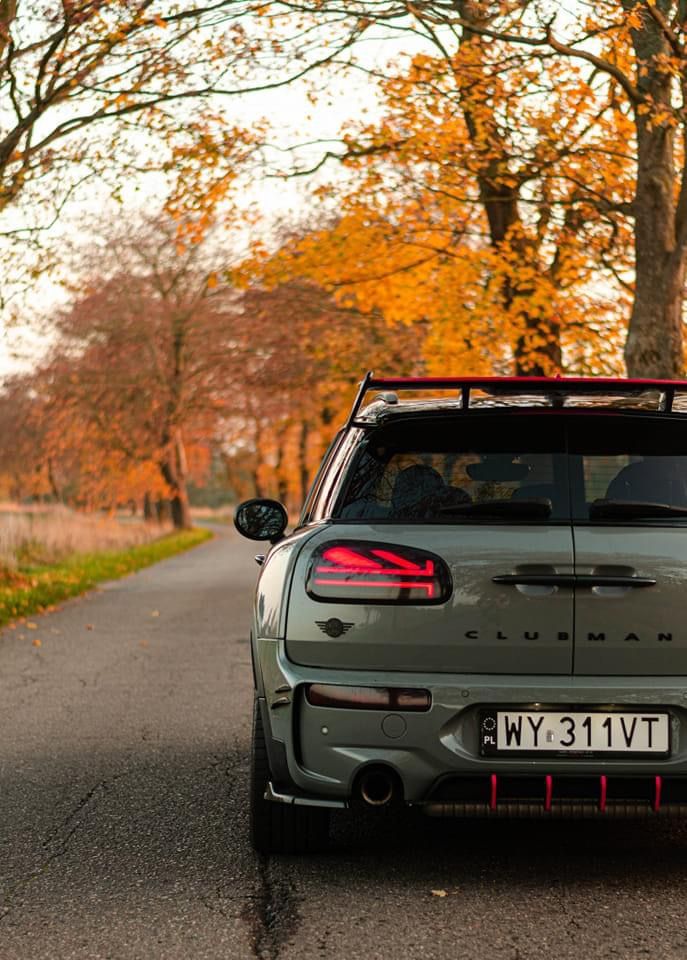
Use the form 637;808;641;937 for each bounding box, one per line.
465;630;674;643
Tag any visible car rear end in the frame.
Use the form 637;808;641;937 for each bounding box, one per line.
250;375;687;844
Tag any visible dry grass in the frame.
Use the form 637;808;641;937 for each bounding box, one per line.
0;505;172;570
0;526;212;628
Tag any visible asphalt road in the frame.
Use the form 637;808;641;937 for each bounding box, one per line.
3;526;687;960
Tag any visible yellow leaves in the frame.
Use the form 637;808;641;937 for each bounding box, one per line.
234;11;633;382
625;8;644;31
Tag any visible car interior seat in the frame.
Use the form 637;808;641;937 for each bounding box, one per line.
511;482;561;513
391;464;445;519
605;459;687;507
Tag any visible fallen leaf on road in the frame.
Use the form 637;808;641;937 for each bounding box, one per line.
26;622;37;630
139;640;148;648
85;624;94;630
32;638;42;647
431;890;448;898
150;610;160;617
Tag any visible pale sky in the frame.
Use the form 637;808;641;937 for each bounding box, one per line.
0;23;420;380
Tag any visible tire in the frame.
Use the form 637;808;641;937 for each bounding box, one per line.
249;699;330;855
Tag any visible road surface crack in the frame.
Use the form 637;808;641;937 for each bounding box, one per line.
245;857;301;960
0;769;131;924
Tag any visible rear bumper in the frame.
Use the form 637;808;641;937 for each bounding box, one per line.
257;637;687;810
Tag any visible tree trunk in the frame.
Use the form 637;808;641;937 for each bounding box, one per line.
252;417;265;498
156;498;170;524
46;457;62;502
625;249;686;378
159;429;192;529
299;419;310;507
623;107;685;375
457;3;562;377
169;486;191;530
624;5;686;378
274;421;289;505
143;492;155;522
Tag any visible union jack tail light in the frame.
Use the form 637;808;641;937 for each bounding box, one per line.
306;541;452;604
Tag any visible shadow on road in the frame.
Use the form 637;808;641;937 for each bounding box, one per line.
4;741;687;901
5;740;687;960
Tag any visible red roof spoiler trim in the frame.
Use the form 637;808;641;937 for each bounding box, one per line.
367;375;687;389
346;371;686;427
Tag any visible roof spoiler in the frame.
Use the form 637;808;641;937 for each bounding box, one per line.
345;372;687;427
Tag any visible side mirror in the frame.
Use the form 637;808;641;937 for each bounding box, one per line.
234;498;288;543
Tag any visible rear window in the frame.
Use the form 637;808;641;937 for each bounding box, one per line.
568;417;687;522
335;413;687;524
338;415;568;522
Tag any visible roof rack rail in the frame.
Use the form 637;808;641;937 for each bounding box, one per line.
345;373;687;427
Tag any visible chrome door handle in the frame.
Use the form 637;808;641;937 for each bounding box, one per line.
493;574;655;588
575;575;656;588
492;575;576;586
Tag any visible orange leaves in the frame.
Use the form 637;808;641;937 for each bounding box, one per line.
0;213;244;512
241;13;635;379
164;122;262;237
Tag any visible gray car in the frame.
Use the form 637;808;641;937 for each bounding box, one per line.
235;373;687;853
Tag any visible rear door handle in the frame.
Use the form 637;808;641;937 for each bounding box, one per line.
493;574;656;588
492;574;575;587
574;575;656;588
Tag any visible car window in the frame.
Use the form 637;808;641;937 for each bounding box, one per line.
569;417;687;521
337;415;569;523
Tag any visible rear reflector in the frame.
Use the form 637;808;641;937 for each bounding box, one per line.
306;683;431;711
307;540;452;604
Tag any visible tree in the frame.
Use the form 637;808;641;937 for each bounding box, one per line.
43;216;243;526
252;45;631;375
262;1;687;377
222;274;425;509
0;0;370;252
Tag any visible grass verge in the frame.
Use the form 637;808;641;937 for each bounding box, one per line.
0;527;213;629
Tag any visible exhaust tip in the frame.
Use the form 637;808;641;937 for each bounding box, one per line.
357;767;398;808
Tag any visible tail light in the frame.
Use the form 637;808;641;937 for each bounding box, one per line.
306;540;452;604
306;683;431;711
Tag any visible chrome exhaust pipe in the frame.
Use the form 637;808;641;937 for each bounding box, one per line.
359;768;395;807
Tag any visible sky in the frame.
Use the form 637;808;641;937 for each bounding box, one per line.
0;16;422;380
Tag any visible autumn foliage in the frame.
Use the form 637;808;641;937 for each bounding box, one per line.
3;2;687;517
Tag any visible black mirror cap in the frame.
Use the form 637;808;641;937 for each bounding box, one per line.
234;498;288;543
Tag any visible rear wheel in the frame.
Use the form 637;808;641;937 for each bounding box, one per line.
249;699;330;854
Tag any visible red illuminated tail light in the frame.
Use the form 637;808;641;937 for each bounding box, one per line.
306;540;452;604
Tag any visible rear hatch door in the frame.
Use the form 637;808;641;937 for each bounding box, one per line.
569;415;687;675
286;413;575;674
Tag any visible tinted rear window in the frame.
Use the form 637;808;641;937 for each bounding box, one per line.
568;417;687;521
338;415;568;522
335;413;687;524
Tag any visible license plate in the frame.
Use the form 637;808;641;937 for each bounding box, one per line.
480;710;670;756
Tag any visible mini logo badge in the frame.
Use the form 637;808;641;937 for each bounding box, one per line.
316;618;353;638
